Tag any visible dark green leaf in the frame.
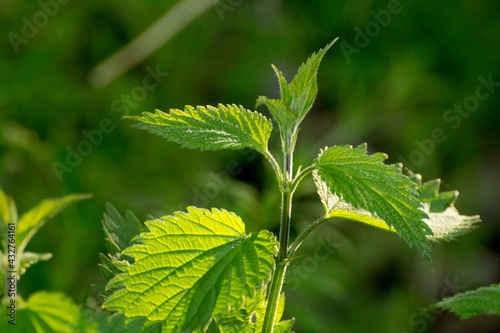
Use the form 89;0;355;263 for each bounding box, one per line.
435;284;500;319
102;203;142;256
100;204;144;285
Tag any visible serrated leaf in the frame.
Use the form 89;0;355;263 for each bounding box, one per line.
217;292;293;333
435;284;500;319
271;64;292;106
314;170;394;231
417;178;458;213
282;38;338;122
103;203;143;255
17;193;91;253
99;254;128;284
257;39;337;145
100;204;144;286
19;252;52;277
127;104;272;154
217;291;267;333
255;96;297;139
0;291;88;333
103;207;278;332
314;144;432;262
424;205;480;242
314;167;479;245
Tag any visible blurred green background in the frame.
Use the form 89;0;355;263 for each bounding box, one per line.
1;0;500;332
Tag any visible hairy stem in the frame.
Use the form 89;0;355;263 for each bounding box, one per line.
262;139;294;333
262;260;288;332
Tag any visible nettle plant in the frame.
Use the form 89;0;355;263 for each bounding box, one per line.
0;188;91;331
100;39;481;332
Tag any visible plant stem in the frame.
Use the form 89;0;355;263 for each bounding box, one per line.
262;138;294;333
262;260;288;332
287;216;328;259
291;164;316;194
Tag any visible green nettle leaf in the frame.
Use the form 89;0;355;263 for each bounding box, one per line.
0;291;88;333
103;207;278;332
99;203;144;284
435;284;500;319
102;203;143;254
255;96;297;139
217;291;267;333
17;193;91;252
418;178;459;213
287;38;338;122
0;191;90;283
313;171;395;232
314;171;479;243
216;292;294;333
127;104;273;153
257;38;338;139
314;144;433;262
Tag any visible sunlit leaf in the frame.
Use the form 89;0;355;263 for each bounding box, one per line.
257;39;337;142
127;104;272;154
410;173;480;241
314;167;479;246
103;207;277;332
314;144;432;263
0;291;90;333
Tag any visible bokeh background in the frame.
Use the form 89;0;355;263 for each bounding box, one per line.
1;0;500;332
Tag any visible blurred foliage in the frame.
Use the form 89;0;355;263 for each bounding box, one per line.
0;0;499;332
